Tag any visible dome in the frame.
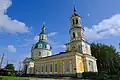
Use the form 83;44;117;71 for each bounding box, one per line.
40;31;46;35
32;41;52;50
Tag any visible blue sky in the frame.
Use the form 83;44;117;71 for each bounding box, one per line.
0;0;120;69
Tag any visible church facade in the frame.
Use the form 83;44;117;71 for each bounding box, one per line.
23;8;98;77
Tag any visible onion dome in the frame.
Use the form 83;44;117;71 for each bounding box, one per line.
39;25;46;35
32;41;52;50
32;25;52;50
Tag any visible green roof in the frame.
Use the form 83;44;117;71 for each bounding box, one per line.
23;58;35;63
40;31;46;35
32;40;52;50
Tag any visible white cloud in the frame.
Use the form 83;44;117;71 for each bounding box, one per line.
33;32;58;42
0;0;29;33
85;14;120;40
34;35;39;42
56;45;66;49
7;45;16;52
48;32;58;37
87;13;90;17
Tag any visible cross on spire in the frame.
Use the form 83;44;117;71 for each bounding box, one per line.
74;5;76;12
42;24;46;32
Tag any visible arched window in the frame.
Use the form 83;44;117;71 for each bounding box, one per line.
46;64;48;72
38;64;40;72
54;64;57;72
72;19;76;25
50;64;52;72
72;19;74;25
89;61;94;72
38;52;41;56
38;44;42;48
40;35;42;39
41;65;44;72
77;32;80;37
46;45;50;49
42;35;44;40
76;19;78;24
73;32;75;38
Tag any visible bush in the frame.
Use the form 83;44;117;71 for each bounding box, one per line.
82;72;98;79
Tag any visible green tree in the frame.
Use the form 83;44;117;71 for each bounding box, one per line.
5;64;15;71
91;43;120;75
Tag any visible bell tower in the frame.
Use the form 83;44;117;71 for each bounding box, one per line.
66;7;91;55
71;7;82;28
70;7;85;42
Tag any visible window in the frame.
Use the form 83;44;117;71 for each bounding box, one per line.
50;64;52;72
38;52;41;56
72;19;75;25
76;19;78;24
38;64;40;72
38;44;42;48
73;32;75;38
46;45;50;49
42;35;44;40
65;64;69;72
47;52;49;56
77;32;80;37
45;64;48;72
41;65;44;72
40;35;42;39
85;45;88;53
55;64;57;72
80;62;83;71
89;61;94;72
70;64;72;72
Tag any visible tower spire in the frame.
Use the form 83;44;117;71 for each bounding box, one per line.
39;24;47;41
73;5;76;13
42;24;46;33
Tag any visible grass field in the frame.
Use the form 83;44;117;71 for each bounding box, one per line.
0;76;29;80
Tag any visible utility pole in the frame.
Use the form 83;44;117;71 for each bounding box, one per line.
0;53;4;68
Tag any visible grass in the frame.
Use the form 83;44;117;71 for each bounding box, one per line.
0;76;29;80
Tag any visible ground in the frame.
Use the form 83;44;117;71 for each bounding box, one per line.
0;76;29;80
0;76;83;80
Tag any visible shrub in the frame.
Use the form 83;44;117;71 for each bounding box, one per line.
82;72;98;79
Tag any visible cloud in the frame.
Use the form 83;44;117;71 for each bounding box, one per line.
48;32;58;37
7;45;16;52
85;14;120;40
34;35;39;42
87;13;90;17
56;45;66;49
33;32;58;42
0;0;29;33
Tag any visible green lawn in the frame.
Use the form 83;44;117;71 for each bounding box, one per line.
0;76;29;80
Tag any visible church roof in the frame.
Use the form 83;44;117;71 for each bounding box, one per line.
23;57;35;63
32;40;52;50
40;31;46;35
39;25;46;35
71;7;81;18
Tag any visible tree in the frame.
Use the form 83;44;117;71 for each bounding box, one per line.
5;64;15;71
91;43;120;75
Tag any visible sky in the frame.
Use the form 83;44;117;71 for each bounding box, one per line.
0;0;120;69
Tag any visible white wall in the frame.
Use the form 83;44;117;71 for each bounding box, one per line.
86;57;98;72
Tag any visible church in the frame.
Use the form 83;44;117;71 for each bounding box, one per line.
23;7;98;78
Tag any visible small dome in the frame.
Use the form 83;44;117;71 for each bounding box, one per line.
32;41;52;50
40;31;46;35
